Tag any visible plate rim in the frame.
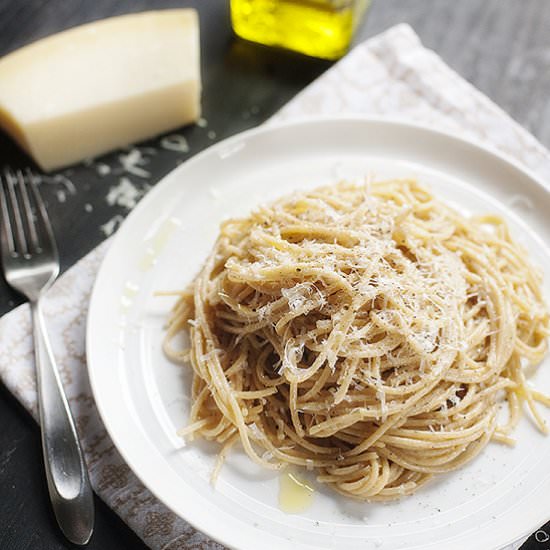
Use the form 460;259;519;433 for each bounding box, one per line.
86;115;550;550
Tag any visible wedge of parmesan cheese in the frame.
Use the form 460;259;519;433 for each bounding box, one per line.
0;9;201;171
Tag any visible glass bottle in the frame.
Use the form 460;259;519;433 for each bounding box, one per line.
230;0;371;60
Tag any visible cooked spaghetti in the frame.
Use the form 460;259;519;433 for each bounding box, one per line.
164;179;550;500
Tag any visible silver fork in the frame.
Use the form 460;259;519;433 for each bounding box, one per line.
0;168;94;545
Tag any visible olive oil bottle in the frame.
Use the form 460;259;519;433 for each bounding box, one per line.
230;0;370;60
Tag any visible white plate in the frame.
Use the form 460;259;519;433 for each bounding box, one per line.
87;117;550;550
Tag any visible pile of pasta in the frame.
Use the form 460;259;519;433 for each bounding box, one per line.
165;180;550;500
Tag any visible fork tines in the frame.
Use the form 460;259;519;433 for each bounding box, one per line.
0;167;57;260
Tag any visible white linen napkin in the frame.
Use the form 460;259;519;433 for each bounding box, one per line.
1;24;548;550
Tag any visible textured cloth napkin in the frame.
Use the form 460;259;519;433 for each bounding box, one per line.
1;24;549;550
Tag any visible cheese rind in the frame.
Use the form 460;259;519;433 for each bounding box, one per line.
0;9;201;171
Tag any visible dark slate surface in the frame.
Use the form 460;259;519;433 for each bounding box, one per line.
0;1;549;548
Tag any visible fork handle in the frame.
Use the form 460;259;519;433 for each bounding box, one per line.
32;300;95;545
